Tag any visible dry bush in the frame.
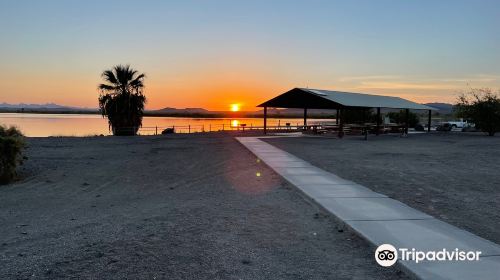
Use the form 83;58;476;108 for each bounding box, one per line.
456;88;500;136
0;126;25;184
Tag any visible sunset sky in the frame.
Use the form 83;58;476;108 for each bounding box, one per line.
0;0;499;111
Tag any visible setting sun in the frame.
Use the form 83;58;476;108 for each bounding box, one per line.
230;104;240;112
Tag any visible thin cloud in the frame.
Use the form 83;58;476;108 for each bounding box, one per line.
340;74;499;83
436;74;499;83
339;75;402;82
356;82;462;90
338;74;499;91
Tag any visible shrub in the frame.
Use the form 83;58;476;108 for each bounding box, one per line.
456;88;500;136
0;126;25;184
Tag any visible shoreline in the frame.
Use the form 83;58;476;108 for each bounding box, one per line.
0;110;338;119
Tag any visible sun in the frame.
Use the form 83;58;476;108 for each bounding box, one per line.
230;104;240;112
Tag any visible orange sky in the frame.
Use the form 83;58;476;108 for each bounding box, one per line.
1;50;497;111
0;71;496;111
1;1;499;111
1;69;495;111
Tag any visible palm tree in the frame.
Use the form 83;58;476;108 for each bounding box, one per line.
98;65;146;136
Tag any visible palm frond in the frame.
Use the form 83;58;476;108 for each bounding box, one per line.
129;73;145;90
101;70;118;85
128;69;138;82
98;84;117;91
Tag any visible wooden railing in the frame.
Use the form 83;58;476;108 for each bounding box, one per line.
135;124;308;135
115;122;411;136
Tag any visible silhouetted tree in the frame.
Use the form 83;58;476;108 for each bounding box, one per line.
456;88;500;136
98;65;146;136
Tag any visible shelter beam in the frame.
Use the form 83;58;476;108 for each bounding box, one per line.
405;108;409;134
427;110;432;132
376;107;381;136
304;108;307;128
338;109;344;138
264;106;267;134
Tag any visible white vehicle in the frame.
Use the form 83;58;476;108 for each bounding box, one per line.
447;119;473;128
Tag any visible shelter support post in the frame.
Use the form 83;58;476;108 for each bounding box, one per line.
362;108;368;140
427;110;432;132
303;108;307;129
338;109;344;138
405;108;409;134
376;107;381;136
264;107;267;135
336;109;339;125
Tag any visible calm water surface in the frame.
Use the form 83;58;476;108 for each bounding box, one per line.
0;113;334;137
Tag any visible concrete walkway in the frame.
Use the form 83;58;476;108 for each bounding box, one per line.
236;136;500;280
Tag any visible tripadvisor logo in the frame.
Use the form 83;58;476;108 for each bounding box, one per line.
375;244;398;267
375;244;482;267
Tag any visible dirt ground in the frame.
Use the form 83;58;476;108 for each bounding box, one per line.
0;133;406;279
264;132;500;245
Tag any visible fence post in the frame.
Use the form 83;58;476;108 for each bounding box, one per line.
155;126;158;135
209;124;211;132
223;124;225;131
189;125;191;134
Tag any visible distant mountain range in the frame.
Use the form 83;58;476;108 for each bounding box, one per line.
0;102;456;116
0;103;96;113
424;103;454;114
0;102;79;109
151;107;213;114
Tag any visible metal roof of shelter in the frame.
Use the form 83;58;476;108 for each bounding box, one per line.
258;88;436;110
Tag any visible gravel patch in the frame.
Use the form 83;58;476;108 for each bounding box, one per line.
0;134;406;279
264;133;500;245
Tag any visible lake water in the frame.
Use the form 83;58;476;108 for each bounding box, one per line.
0;113;335;137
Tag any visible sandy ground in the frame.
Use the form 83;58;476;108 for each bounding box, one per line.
0;133;405;279
264;133;500;245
